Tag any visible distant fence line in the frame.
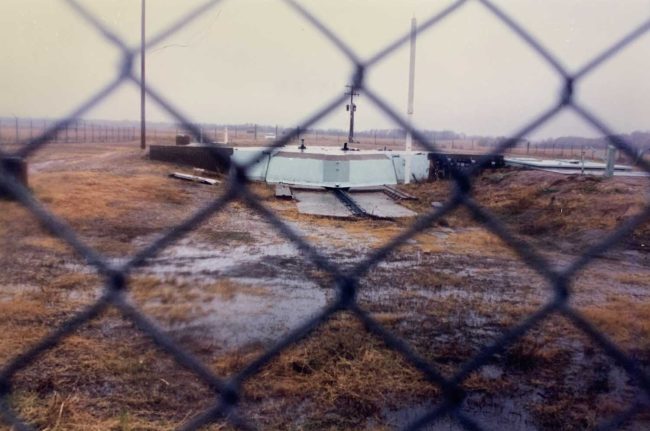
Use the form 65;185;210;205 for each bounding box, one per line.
0;118;636;163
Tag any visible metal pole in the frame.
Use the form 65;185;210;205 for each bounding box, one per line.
14;115;19;144
140;0;146;149
605;144;615;178
404;16;417;184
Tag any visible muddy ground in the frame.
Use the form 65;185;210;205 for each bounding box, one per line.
1;142;649;430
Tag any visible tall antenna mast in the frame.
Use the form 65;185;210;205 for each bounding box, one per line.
404;16;417;183
140;0;146;150
344;85;359;150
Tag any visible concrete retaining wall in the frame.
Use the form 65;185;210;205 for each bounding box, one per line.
149;145;233;172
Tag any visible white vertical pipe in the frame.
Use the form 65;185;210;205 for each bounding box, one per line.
224;126;229;145
404;17;417;184
605;144;615;177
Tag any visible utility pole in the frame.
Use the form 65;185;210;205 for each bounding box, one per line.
344;84;359;150
140;0;146;149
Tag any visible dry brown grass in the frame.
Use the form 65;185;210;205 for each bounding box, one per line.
403;228;512;257
581;296;650;353
32;171;191;222
8;324;216;431
0;299;52;363
1;309;439;430
401;169;650;252
234;315;439;429
614;272;650;286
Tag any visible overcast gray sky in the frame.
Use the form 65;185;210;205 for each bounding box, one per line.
1;0;649;138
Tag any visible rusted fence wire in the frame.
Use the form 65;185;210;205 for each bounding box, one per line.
1;0;649;429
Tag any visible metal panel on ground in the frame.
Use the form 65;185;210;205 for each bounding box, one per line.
349;192;417;218
293;190;352;218
505;157;632;171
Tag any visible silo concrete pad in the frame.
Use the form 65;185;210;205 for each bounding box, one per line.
292;189;416;218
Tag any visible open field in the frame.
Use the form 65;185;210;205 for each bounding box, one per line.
1;141;649;430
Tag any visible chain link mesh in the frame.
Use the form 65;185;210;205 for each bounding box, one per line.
1;0;650;429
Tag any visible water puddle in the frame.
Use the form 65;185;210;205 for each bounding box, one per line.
376;396;538;431
132;236;331;350
142;239;300;282
164;279;329;350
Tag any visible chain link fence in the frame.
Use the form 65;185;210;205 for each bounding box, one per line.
1;0;650;429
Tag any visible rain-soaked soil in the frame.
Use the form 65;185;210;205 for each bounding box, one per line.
1;142;649;430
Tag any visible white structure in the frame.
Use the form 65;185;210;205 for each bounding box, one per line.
230;146;430;187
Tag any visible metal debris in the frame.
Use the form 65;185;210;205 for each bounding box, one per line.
275;184;293;198
169;172;220;185
383;185;417;200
